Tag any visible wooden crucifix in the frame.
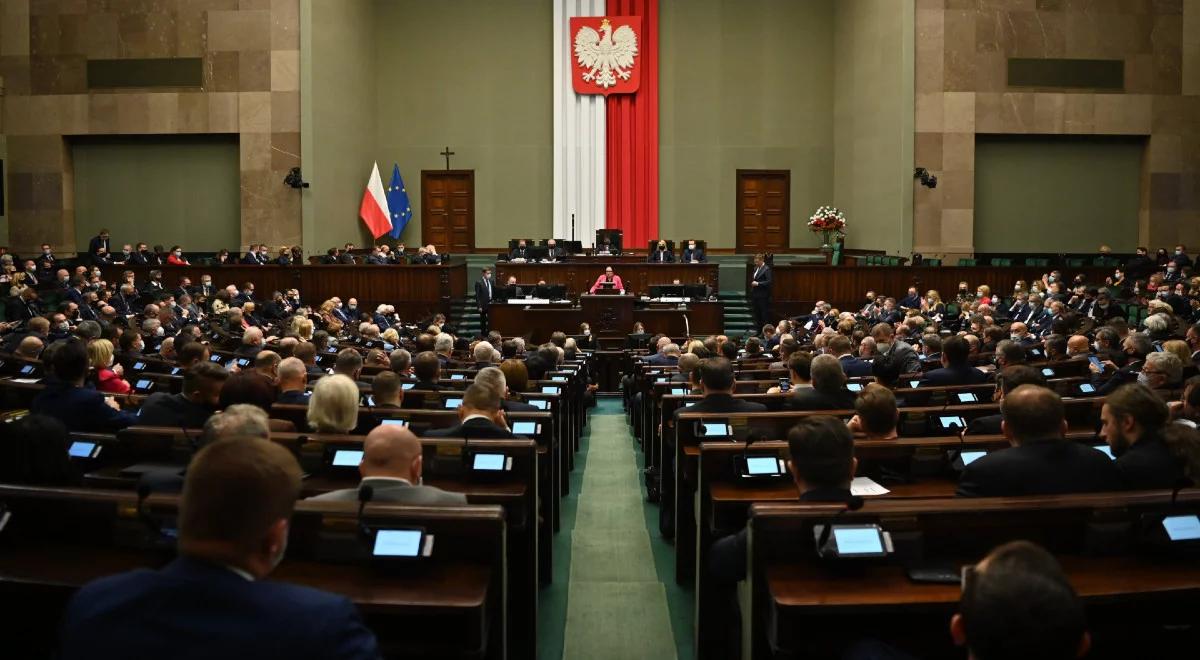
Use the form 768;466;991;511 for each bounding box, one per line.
440;146;455;170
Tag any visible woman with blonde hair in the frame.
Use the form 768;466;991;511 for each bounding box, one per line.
307;374;359;433
382;327;400;346
87;339;131;394
922;289;945;318
1162;339;1191;367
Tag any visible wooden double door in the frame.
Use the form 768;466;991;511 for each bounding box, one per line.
421;170;475;252
736;169;790;253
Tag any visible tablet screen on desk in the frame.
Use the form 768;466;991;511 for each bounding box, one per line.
702;422;731;437
380;419;409;427
939;416;966;430
68;441;99;458
1041;368;1055;377
1079;383;1095;393
331;449;363;467
135;379;152;390
512;421;540;436
444;398;463;409
473;453;506;471
1163;515;1200;542
402;383;415;390
832;526;886;556
1092;445;1115;460
957;392;978;403
542;386;561;394
670;388;688;395
528;399;549;410
450;374;465;380
960;450;986;465
745;456;783;476
373;529;423;557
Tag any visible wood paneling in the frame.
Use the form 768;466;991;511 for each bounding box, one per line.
736;170;790;253
771;264;1114;314
491;299;724;343
421;170;475;253
99;263;466;319
495;262;718;298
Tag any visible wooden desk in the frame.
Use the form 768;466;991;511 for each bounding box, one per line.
748;493;1200;659
0;486;508;659
768;263;1114;316
495;261;718;298
489;296;724;342
98;263;467;319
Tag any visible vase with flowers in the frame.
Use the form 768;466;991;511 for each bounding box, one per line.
807;206;846;249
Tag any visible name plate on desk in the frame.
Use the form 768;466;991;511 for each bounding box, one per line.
508;298;552;305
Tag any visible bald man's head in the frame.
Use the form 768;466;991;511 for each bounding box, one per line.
277;357;307;392
1000;385;1066;444
1067;335;1089;357
360;425;423;483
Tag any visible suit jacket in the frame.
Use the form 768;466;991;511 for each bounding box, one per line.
964;413;1002;436
423;417;519;439
784;387;857;411
838;355;874;378
921;364;990;386
509;246;530;260
278;389;311;405
749;264;772;296
135;392;214;429
647;249;675;263
60;556;379;660
644;352;679;367
31;382;137;433
1115;435;1186;491
475;278;494;307
502;398;539;413
956;436;1119;497
677;393;767;418
880;340;922;375
88;236;110;257
682;247;705;263
310;476;466;506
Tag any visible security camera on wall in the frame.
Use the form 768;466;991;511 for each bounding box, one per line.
914;167;937;189
284;167;310;189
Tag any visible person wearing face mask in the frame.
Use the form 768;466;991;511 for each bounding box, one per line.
682;240;705;263
1090;332;1153;395
647;240;675;263
1126;246;1154;279
955;282;973;305
35;243;56;281
1171;244;1192;270
1091;291;1123;321
1164;262;1182;283
1009;293;1031;323
898;287;921;312
59;436;381;660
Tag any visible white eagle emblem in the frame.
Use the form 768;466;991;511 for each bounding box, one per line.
573;18;638;89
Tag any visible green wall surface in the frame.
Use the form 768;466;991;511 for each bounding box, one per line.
72;136;240;252
974;136;1143;253
833;0;914;256
304;0;379;253
660;0;836;248
372;0;553;250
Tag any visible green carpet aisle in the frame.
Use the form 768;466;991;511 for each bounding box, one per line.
538;398;691;659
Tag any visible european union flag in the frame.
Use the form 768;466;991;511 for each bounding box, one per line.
385;163;412;240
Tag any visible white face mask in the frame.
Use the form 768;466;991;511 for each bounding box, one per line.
1137;372;1152;387
155;326;165;337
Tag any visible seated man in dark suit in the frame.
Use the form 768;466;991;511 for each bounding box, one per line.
709;415;856;583
677;358;768;417
310;424;465;505
964;365;1047;436
828;334;873;378
1100;383;1191;490
275;357;311;405
921;336;990;386
424;383;519;439
509;239;531;260
406;350;443;395
785;354;857;411
681;240;705;263
957;385;1119;496
136;362;230;429
475;366;538;413
870;322;922;374
31;339;138;433
59;437;380;660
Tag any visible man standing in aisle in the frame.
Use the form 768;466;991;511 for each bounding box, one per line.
475;267;494;336
750;253;772;333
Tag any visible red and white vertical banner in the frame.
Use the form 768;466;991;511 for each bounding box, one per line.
555;0;659;248
554;0;607;246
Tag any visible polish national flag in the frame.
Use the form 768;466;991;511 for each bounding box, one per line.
359;161;393;238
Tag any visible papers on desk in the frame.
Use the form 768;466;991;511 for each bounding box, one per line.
850;477;890;497
508;298;551;305
9;378;41;384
